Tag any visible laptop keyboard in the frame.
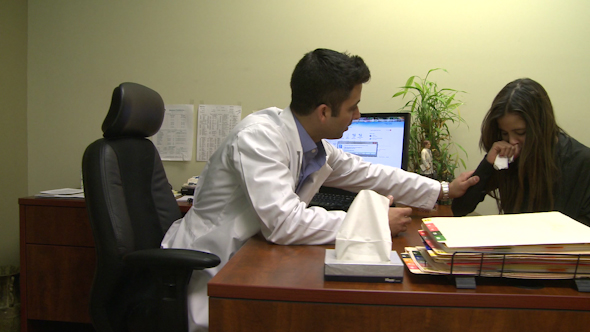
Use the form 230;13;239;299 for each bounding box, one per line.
309;192;355;211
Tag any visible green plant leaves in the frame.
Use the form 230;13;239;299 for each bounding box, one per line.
392;69;467;182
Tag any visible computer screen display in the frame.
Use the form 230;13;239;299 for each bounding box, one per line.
324;113;410;170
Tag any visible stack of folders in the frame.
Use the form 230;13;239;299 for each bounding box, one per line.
402;211;590;279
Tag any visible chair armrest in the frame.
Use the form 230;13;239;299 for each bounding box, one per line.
124;248;220;270
122;248;219;331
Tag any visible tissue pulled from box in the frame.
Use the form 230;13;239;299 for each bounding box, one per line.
335;189;391;263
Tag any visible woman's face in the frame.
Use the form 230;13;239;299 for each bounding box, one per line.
497;113;526;148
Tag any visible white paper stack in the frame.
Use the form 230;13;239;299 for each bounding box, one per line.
35;188;84;198
403;212;590;279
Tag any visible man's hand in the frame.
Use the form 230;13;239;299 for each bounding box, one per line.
387;195;412;237
448;171;480;199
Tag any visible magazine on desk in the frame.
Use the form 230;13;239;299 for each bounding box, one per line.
402;212;590;280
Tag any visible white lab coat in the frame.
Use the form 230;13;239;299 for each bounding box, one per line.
162;107;440;331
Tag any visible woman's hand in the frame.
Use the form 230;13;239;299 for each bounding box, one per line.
486;141;520;164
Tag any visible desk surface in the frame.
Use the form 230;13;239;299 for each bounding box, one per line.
208;205;590;332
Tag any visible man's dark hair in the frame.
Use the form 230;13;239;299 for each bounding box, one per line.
289;49;371;116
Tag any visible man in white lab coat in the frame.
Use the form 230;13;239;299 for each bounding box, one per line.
162;48;479;331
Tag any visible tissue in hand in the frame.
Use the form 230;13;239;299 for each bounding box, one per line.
324;190;404;282
493;155;514;170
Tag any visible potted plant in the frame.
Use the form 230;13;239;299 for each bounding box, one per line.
392;68;468;187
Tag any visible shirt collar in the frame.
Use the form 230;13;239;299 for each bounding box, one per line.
293;114;321;154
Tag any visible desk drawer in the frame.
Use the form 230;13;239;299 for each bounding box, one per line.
24;205;94;247
26;244;95;323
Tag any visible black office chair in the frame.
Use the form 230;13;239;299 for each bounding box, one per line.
82;82;220;332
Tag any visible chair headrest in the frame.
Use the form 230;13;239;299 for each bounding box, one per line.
102;82;165;138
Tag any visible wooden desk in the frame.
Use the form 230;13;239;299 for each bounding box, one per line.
18;197;191;332
208;205;590;332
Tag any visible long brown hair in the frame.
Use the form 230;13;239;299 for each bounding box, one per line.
480;78;560;213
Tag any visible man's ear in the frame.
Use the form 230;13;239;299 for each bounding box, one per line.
315;104;331;123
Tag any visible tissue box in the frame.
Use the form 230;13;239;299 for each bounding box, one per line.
324;249;404;283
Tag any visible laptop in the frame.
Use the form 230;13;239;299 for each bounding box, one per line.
309;112;410;211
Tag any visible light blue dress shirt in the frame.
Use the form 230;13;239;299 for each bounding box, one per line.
293;115;326;193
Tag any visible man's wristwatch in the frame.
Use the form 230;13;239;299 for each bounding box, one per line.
440;181;450;200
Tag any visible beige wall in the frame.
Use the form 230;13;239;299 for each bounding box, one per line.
0;0;28;266
4;0;589;264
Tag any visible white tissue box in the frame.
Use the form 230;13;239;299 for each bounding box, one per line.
324;249;404;283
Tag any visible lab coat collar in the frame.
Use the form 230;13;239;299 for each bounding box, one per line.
279;107;304;186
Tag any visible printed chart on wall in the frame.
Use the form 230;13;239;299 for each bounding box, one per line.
196;104;242;161
154;104;195;161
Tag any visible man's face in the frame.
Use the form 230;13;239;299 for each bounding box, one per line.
324;84;362;139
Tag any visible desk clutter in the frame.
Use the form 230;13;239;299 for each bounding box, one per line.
402;211;590;290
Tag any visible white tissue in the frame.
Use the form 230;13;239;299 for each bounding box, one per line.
335;190;391;263
493;155;514;170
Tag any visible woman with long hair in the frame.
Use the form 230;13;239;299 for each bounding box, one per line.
452;78;590;225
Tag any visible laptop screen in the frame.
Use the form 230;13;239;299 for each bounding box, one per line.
324;113;410;170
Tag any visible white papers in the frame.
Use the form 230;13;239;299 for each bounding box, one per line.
153;104;195;161
36;188;84;198
196;104;241;161
423;211;590;248
404;212;590;279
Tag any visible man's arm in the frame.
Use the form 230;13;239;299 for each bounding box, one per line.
235;126;345;245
